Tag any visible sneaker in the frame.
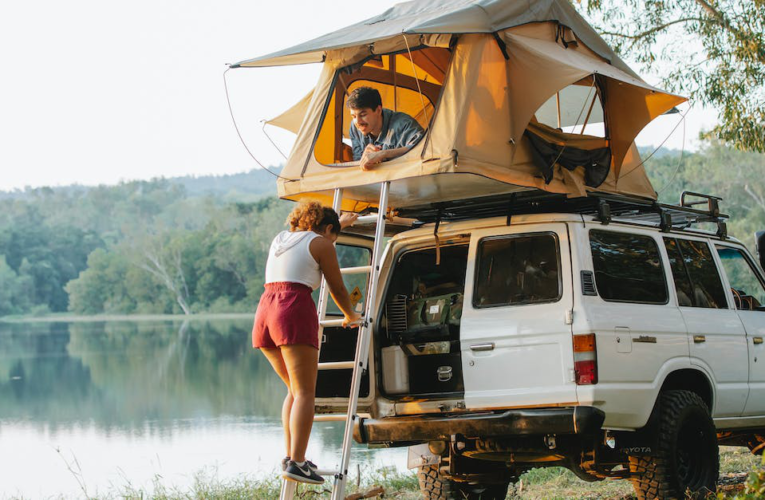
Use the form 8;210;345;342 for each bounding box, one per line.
283;459;324;484
281;457;317;471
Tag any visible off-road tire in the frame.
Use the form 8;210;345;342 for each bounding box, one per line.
417;465;509;499
629;390;719;499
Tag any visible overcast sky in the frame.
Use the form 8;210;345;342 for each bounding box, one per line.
0;0;718;191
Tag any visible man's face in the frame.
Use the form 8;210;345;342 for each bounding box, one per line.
350;105;383;137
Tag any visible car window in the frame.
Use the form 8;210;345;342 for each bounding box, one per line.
665;238;728;309
716;246;765;310
473;233;561;308
589;230;667;304
664;238;695;307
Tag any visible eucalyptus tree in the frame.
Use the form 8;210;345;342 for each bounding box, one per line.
579;0;765;152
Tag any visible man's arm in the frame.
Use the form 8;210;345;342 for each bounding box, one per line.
350;124;364;161
360;146;412;171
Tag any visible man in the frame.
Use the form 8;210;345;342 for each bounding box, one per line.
347;87;425;171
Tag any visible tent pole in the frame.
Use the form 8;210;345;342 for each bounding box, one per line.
392;55;398;112
580;91;597;134
556;92;561;129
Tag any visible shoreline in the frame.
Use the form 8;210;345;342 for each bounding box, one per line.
0;312;254;324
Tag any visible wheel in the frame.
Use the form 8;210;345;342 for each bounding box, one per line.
629;390;719;499
418;465;509;499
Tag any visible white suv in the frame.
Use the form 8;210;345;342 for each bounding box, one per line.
316;192;765;499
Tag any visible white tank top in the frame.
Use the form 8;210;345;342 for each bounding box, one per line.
265;230;322;289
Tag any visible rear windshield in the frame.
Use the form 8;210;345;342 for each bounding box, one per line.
473;233;561;308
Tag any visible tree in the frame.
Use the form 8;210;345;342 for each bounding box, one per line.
579;0;765;152
133;232;193;315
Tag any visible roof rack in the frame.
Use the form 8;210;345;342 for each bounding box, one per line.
395;190;729;238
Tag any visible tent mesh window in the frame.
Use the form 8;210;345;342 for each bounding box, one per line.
313;47;451;166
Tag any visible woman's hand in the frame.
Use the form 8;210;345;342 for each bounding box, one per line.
339;212;359;229
343;312;362;328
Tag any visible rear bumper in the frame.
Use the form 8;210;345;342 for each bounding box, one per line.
354;406;605;444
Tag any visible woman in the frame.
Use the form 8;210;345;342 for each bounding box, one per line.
253;200;360;484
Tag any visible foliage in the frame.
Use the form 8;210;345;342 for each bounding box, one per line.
579;0;765;152
0;145;763;317
643;141;765;247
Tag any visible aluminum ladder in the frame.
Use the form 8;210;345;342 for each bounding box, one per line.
280;182;390;500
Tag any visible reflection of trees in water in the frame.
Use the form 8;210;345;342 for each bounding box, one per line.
0;322;99;428
0;319;287;431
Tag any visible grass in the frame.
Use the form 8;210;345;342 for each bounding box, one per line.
8;447;759;500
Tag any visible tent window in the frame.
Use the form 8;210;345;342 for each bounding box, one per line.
534;78;605;137
313;47;451;165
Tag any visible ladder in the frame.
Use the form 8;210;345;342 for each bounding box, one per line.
280;182;390;500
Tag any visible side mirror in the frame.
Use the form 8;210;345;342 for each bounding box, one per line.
756;231;765;271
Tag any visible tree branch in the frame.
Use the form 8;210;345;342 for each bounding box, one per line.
744;183;765;212
598;17;708;40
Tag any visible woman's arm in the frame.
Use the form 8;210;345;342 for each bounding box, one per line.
311;237;362;327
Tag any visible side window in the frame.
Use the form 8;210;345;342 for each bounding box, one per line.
664;238;695;307
473;233;561;308
664;238;728;309
589;230;667;304
716;246;765;310
314;244;371;315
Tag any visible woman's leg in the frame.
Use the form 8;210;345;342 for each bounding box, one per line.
281;344;319;463
260;347;293;457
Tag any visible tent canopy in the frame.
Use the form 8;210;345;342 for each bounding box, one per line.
236;0;686;211
233;0;637;78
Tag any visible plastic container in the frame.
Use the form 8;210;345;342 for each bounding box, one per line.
381;345;409;394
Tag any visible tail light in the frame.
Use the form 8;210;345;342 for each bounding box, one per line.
573;334;598;385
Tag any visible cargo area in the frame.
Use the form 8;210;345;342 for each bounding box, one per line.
377;244;469;398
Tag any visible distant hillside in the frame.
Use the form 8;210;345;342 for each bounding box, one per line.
637;146;684;159
173;167;280;199
0;167;281;201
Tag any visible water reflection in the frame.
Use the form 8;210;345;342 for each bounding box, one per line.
0;319;404;497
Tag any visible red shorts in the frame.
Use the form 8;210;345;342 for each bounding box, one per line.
252;282;319;350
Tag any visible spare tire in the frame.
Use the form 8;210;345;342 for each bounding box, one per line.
629;390;719;499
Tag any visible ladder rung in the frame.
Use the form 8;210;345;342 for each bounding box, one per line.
355;214;379;224
318;361;355;370
314;414;349;422
353;215;414;226
320;318;345;327
340;265;371;275
320;318;363;328
315;413;370;422
316;469;340;476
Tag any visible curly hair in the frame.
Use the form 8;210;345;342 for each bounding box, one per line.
286;200;341;235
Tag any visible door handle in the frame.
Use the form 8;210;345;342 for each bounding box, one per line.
693;335;706;344
470;343;495;352
754;337;764;345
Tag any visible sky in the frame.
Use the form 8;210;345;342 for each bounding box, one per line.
0;0;719;192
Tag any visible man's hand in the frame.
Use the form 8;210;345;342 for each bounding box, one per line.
360;144;387;171
339;212;359;229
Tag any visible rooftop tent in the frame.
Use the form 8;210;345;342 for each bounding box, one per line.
235;0;686;211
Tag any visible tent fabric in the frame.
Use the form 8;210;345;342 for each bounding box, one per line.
236;1;683;209
267;89;314;134
524;128;611;187
233;0;638;78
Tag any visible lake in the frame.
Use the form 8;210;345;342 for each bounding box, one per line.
0;319;406;498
